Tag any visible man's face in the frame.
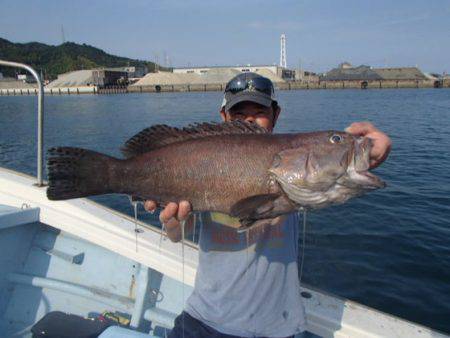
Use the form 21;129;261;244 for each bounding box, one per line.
220;101;280;133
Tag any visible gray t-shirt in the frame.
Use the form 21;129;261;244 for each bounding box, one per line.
185;212;306;337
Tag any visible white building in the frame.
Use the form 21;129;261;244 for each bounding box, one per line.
173;65;295;81
174;65;276;75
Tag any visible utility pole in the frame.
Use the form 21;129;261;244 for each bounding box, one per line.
153;52;159;72
280;34;287;68
165;53;170;68
297;58;303;82
163;51;168;67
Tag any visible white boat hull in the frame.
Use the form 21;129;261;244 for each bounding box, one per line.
0;167;447;338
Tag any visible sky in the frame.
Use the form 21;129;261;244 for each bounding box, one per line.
1;0;449;73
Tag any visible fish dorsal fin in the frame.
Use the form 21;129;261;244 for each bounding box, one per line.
121;120;268;157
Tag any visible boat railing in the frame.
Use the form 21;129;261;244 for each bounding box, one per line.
0;59;44;186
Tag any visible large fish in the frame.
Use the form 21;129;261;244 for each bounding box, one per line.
47;120;385;229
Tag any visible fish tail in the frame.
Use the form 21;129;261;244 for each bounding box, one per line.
47;147;120;200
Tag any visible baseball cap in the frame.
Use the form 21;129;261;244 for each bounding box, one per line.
221;72;277;111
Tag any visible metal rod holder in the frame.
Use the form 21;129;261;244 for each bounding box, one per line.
0;60;44;186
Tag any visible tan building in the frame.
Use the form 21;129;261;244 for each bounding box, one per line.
321;64;427;81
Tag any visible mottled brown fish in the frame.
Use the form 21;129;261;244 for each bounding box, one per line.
47;121;385;228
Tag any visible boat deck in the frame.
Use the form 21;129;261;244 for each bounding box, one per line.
0;212;189;337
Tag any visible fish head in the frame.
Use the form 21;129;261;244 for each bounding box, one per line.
270;131;354;190
340;135;386;190
269;131;385;208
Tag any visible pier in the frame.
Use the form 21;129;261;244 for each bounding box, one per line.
128;79;449;93
0;86;97;96
1;79;449;96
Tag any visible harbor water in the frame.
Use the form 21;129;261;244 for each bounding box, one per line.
0;89;449;333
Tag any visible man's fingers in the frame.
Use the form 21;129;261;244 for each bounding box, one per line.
367;131;392;168
144;200;157;212
345;121;392;168
177;200;192;222
159;202;179;224
163;217;182;231
345;121;377;136
159;201;192;232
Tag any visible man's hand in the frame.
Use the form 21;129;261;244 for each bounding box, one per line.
345;122;392;169
144;200;192;242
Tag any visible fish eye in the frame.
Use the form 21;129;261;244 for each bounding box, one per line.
330;134;343;143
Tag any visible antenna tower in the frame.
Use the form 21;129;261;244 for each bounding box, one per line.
280;34;287;68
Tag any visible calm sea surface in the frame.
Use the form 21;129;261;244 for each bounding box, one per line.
1;89;449;333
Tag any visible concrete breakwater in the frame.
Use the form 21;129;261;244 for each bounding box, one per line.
128;79;449;93
0;85;131;95
1;79;449;96
0;86;97;96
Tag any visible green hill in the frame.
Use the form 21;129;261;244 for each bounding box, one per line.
0;37;164;80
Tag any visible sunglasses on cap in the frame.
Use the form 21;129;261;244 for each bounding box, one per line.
225;76;274;96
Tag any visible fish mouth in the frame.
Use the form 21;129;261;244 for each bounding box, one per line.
353;169;386;189
350;137;386;189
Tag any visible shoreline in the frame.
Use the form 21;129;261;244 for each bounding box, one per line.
0;79;449;96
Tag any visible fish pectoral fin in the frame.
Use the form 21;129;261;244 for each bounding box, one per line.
230;194;280;221
236;217;282;232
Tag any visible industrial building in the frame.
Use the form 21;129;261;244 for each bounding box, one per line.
107;66;148;78
320;63;428;81
170;34;296;82
173;65;295;81
91;69;128;86
131;64;291;90
313;63;443;89
46;69;129;88
0;77;37;90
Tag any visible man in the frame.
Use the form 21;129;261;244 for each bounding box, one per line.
145;72;392;338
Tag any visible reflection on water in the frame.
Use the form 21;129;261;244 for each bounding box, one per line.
0;89;449;333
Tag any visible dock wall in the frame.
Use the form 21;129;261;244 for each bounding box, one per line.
129;79;443;93
0;80;448;96
0;86;97;96
278;79;440;90
127;83;225;93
